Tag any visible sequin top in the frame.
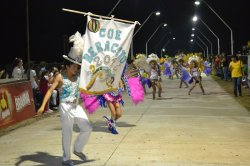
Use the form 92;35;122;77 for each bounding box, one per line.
59;73;79;103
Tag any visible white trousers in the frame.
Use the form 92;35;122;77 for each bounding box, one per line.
59;103;92;161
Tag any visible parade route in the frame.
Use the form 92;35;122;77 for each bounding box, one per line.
0;76;250;166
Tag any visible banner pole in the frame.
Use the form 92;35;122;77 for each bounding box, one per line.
62;8;140;25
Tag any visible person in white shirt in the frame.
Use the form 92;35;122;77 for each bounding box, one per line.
30;64;39;89
188;60;205;95
148;60;162;100
30;64;41;109
12;58;24;79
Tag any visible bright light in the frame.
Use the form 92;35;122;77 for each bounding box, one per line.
192;28;195;31
162;49;165;52
173;37;176;40
155;11;160;16
194;1;200;6
191;34;195;37
190;39;194;42
193;16;198;22
163;23;167;27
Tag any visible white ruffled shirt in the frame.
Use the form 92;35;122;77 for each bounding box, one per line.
12;66;24;79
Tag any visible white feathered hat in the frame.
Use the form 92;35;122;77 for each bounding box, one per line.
146;53;159;64
188;55;200;65
134;53;150;72
62;31;85;65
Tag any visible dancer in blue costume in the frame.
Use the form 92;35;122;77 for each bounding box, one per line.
38;32;91;166
178;59;189;88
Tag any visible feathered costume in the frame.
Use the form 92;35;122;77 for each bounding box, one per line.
80;63;145;114
203;61;212;76
164;62;172;77
134;54;152;89
147;53;162;99
180;66;193;84
102;88;124;106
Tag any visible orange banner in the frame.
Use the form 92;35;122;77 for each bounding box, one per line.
0;81;36;129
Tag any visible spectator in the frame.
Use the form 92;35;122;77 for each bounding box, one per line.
49;67;60;109
30;63;42;110
242;60;249;88
39;70;53;113
0;65;9;79
221;56;229;81
229;55;244;97
30;63;39;90
12;58;24;79
242;60;248;76
39;61;47;78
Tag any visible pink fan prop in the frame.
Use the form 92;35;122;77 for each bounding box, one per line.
80;93;99;114
128;77;144;105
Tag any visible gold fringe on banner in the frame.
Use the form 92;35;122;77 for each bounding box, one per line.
79;88;118;95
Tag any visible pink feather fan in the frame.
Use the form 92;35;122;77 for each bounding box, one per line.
80;93;99;114
128;77;144;105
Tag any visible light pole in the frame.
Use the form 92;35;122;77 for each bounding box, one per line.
133;11;160;37
26;0;30;80
191;39;206;56
161;37;175;53
108;0;122;16
160;37;175;57
154;32;170;54
193;16;220;55
161;49;165;58
195;0;233;55
195;34;209;57
146;23;167;57
131;11;160;57
192;27;213;56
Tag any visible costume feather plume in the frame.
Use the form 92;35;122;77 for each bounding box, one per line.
80;93;99;114
134;54;150;72
128;77;144;105
181;68;192;84
203;61;211;76
164;63;171;76
140;77;151;88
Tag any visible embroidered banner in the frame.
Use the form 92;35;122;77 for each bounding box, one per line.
79;16;136;94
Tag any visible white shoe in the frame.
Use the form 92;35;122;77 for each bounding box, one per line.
44;109;53;114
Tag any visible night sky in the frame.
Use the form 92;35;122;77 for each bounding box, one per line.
2;0;250;64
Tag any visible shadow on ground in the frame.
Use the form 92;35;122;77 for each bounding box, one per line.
15;152;95;166
50;120;136;134
90;120;136;133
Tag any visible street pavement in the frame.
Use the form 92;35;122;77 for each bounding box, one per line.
0;76;250;166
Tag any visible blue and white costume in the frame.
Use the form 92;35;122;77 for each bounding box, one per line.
59;73;92;162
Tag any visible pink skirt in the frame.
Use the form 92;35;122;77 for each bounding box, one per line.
103;93;122;104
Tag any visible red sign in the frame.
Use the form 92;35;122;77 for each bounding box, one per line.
0;81;36;129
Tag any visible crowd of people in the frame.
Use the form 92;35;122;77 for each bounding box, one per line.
212;54;248;81
1;51;249;166
0;58;64;113
1;52;248;114
132;52;249;98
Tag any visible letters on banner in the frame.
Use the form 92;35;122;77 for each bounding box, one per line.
79;16;136;94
